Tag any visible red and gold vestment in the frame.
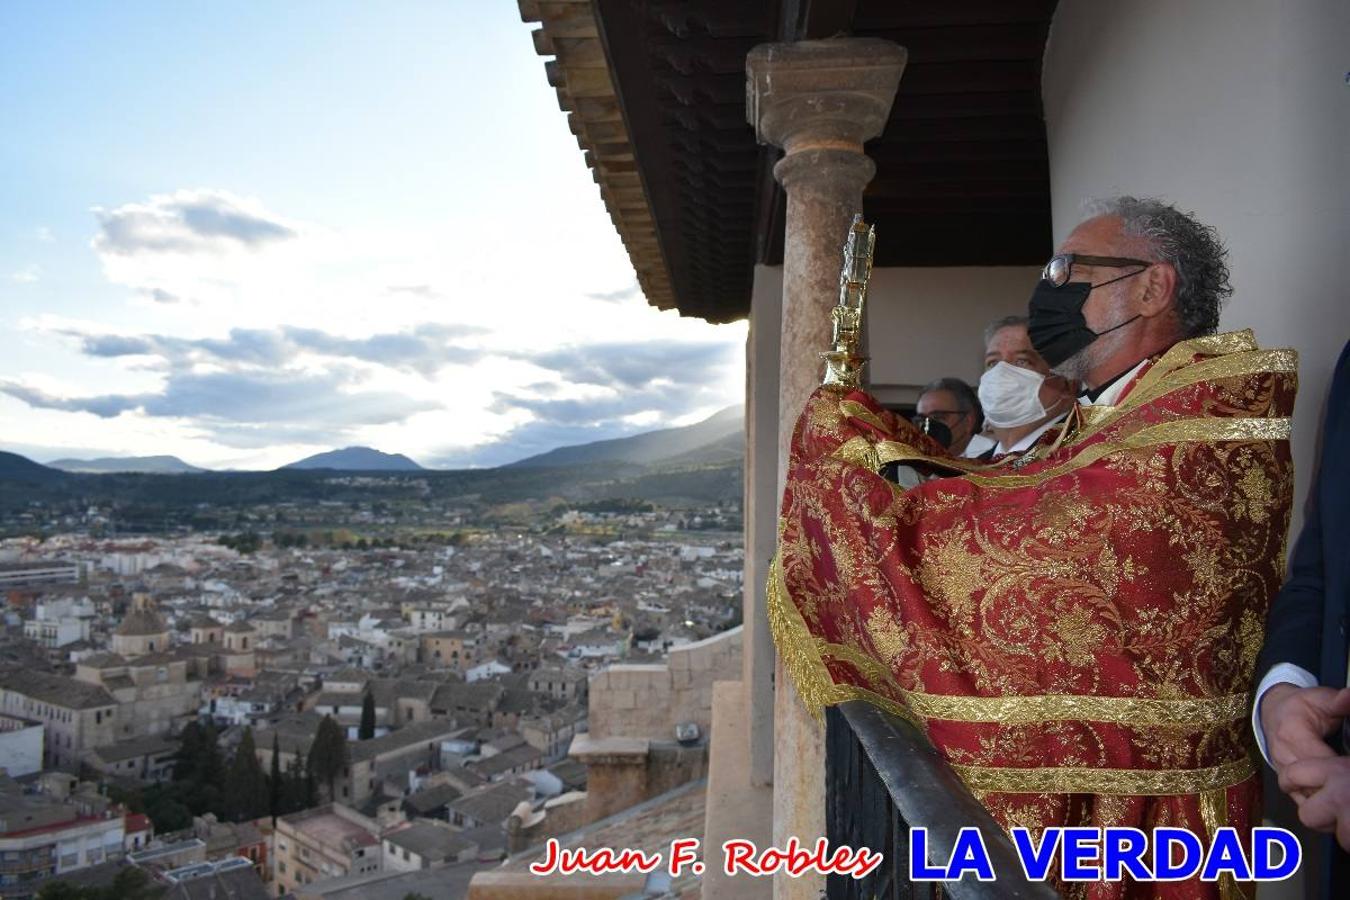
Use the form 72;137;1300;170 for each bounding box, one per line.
769;330;1296;899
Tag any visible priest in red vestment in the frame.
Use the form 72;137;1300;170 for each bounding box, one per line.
771;198;1296;899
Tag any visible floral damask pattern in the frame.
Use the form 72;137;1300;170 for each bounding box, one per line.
771;331;1296;899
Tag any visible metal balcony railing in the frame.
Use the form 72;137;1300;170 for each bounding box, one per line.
825;701;1059;900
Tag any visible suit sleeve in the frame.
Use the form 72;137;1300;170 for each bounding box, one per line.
1254;340;1350;679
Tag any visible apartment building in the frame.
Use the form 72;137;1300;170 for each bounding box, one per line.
0;777;125;899
271;805;380;896
417;631;476;672
525;668;587;703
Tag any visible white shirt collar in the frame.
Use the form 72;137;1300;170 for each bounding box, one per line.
994;411;1068;457
1080;359;1150;408
960;433;997;459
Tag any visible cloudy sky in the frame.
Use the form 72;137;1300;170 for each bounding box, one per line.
0;2;745;469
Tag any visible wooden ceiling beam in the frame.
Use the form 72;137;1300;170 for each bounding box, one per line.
852;0;1057;30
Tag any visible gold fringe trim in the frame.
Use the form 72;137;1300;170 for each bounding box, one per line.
950;757;1254;796
765;555;841;726
1200;787;1248;899
1198;785;1226;841
817;640;1247;726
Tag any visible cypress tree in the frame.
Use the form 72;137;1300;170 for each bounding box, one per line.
302;756;318;808
174;721;203;781
225;728;269;822
199;721;225;786
358;690;376;741
280;754;308;815
269;734;282;821
307;715;348;803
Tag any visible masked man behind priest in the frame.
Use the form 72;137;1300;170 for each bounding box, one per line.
770;196;1296;899
976;314;1078;461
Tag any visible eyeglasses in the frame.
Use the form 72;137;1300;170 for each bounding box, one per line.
1042;253;1151;288
916;409;965;423
910;415;954;449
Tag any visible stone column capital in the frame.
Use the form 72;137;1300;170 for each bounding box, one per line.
746;37;907;154
773;148;876;194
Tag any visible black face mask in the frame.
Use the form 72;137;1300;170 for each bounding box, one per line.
1027;279;1141;368
910;415;953;449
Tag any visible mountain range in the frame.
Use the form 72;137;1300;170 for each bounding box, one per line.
21;406;744;475
0;405;747;523
48;455;206;475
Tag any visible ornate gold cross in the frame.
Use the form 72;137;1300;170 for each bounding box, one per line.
820;214;876;389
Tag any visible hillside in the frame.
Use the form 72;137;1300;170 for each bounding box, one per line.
0;452;66;485
0;412;746;534
282;447;424;471
49;455;205;474
506;406;742;469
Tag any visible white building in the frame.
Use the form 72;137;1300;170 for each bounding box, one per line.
0;561;79;590
465;660;512;683
22;616;90;650
0;717;43;778
381;821;477;873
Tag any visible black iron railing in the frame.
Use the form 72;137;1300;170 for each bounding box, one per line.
825;701;1059;900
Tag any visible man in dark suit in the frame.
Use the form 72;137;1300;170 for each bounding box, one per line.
1254;339;1350;886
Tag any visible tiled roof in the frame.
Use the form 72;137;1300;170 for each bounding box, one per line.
383;820;475;860
2;671;116;709
91;734;178;763
115;608;168;636
78;652;127;669
402;782;462;815
349;720;464;763
446;779;533;827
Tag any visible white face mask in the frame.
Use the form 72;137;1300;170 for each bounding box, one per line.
978;361;1048;428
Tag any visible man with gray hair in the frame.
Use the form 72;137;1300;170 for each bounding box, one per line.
1028;195;1233;402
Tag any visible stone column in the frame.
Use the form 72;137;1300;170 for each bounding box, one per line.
746;37;905;900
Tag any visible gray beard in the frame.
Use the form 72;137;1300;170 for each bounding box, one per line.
1051;349;1093;383
1051;318;1131;387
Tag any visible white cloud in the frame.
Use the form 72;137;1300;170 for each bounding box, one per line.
92;188;296;257
0;184;746;469
10;265;40;284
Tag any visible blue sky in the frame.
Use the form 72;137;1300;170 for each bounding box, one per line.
0;1;745;469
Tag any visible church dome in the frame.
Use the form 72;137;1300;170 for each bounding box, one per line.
115;607;168;637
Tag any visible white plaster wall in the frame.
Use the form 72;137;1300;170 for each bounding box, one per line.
1043;0;1350;527
746;264;782;786
0;724;43;777
863;266;1044;401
